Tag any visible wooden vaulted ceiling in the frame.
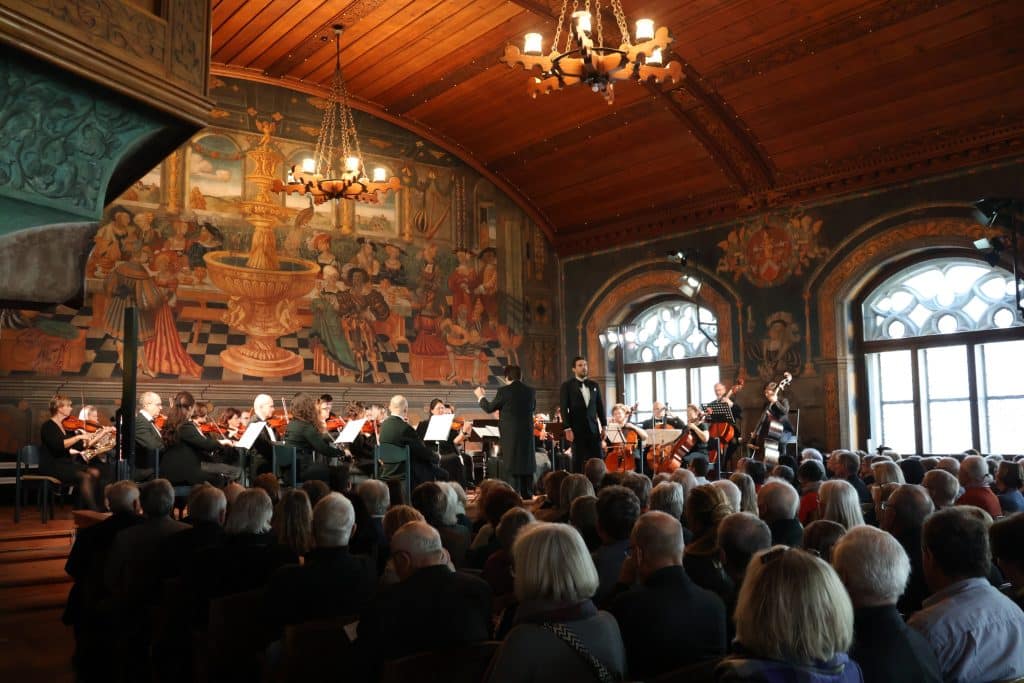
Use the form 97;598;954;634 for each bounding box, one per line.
210;0;1024;255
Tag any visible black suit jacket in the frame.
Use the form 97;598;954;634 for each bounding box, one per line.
767;517;803;547
559;376;606;436
357;565;492;664
161;422;223;485
378;415;438;489
850;605;942;683
609;565;727;679
64;511;144;624
134;412;163;471
479;380;537;475
265;546;376;641
158;521;225;581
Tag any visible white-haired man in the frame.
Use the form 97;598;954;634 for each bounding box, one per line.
379;395;445;489
246;393;278;477
266;493;377;639
134;391;164;480
757;479;802;547
957;454;1001;518
833;526;942;683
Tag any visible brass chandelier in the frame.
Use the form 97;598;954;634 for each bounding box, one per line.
275;25;401;204
501;0;682;104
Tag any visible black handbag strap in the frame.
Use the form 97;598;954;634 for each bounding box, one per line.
543;621;617;683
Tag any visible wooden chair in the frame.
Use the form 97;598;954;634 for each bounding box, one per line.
14;444;62;523
281;615;358;683
374;443;411;503
380;641;501;683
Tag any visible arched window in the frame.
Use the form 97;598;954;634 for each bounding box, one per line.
609;300;719;423
859;257;1024;455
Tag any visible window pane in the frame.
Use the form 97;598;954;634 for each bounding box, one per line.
921;346;969;400
880;403;916;456
690;366;719;406
624;372;653;417
878;350;913;401
979;339;1024;398
924;400;973;454
658;368;688;413
986;398;1024;455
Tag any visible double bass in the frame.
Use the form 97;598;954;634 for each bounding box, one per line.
749;372;793;461
604;404;640;473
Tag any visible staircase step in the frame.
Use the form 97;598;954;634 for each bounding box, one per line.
0;546;70;564
0;558;71;589
0;581;71;614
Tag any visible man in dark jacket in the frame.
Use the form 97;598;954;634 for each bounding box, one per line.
475;365;537;498
357;522;491;672
559;356;606;472
757;480;803;547
610;512;727;679
379;395;444;489
880;484;934;617
134;391;165;479
158;485;227;580
833;526;942;683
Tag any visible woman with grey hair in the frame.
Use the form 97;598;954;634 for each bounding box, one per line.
717;546;861;681
487;523;626;682
818;480;865;531
730;472;759;515
650;481;685;521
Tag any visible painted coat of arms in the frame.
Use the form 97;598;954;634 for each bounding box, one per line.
716;210;828;287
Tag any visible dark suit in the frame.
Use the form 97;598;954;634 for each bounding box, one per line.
134;411;163;477
158;520;225;581
767;517;804;547
264;546;376;641
378;414;441;489
609;565;727;679
357;565;492;667
850;605;942;683
479;379;537;497
161;423;229;486
559;376;606;471
283;418;334;482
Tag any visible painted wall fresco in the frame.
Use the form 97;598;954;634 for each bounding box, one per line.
0;77;560;392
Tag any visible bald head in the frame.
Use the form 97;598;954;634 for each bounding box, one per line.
632;511;684;579
882;484;934;536
758;480;799;522
391;521;448;580
389;394;408;416
253;394;274;420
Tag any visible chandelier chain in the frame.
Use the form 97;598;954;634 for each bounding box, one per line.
552;0;570;53
594;0;603;46
611;0;630;46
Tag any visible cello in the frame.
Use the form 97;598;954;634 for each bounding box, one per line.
604;403;640;473
707;378;744;464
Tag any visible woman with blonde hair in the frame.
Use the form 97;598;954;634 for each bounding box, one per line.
871;460;905;487
487;523;626;682
718;546;860;681
683;484;733;594
818;479;865;530
730;472;759;515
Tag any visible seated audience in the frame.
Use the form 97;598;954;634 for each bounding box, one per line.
796;460;825;525
745;460;767;489
832;526;941;683
828;450;871;503
265;493;376;640
801;448;824;463
770;464;797;489
620;471;652;511
483;507;534;603
272;488;313;558
818;479;865;530
757;479;803;547
898;457;926;486
801;520;846;562
609;512;727;679
583;457;607;492
935;456;960;478
689;457;711;486
159;485;227;580
871;459;905;487
569;495;601;551
301;478;330;508
683;485;733;597
253;472;281;507
411;481;469;568
670;467;699;500
358;522;492;667
957;454;1001;518
908;507;1024;683
994;460;1024;514
717;512;772;642
379;504;426;584
592;486;642;606
487;524;626;682
467;484;523;568
711;479;742;513
536;470;569;513
729;472;758;515
538;473;593;523
880;484;934;617
716;546;862;682
649;481;685;522
357;478;390;572
922;468;958;510
990;513;1024;610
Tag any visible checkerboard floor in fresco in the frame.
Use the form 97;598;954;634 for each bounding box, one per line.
5;305;509;385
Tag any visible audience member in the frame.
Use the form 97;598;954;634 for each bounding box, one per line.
253;472;281;506
651;472;671;487
583;457;607;492
620;471;652;510
159;485;226;580
483;507;534;602
447;481;472;531
468;484;523;568
609;512;726;679
909;507;1024;683
828;450;871;503
411;481;469;568
272;488;313;557
801;519;846;562
745;460;767;489
689;457;711;486
957;455;1001;518
682;485;733;596
898;457;926;486
593;485;642;606
990;513;1024;610
670;467;698;501
800;448;823;463
729;472;758;515
936;456;960;477
818;479;865;530
300;479;330;508
538;473;593;523
770;464;797;489
879;484;934;617
711;479;741;513
487;524;626;682
871;460;905;487
922;468;959;510
649;481;685;522
358;522;492;669
265;493;376;640
994;461;1024;514
757;479;803;547
537;470;569;513
717;512;772;642
716;546;862;682
569;495;601;551
832;527;941;683
796;460;825;525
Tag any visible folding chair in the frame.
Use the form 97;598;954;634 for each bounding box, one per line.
374;444;411;503
14;444;62;523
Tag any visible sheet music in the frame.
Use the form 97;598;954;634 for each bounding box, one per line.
647;428;682;446
424;413;455;441
236;421;271;450
335;419;366;444
472;425;501;438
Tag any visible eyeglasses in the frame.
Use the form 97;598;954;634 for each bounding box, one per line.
760;546;790;565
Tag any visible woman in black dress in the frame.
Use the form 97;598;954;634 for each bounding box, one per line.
160;391;238;486
282;393;334;482
39;394;114;510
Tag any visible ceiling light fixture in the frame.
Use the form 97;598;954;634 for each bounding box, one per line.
274;25;401;204
501;0;682;104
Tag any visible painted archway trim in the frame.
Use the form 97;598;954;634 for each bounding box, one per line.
209;65;555;244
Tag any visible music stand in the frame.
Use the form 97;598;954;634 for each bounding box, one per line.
702;401;736;424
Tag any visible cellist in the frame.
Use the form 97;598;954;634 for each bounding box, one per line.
604;403;648;473
682;404;711;465
640;402;685;431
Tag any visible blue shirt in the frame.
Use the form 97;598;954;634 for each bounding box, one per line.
908;577;1024;683
997;488;1024;514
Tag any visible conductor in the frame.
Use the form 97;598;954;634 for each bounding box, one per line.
474;365;536;498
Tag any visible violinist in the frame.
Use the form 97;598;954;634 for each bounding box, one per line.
160;391;240;486
282;392;334;482
246;393;278;476
40;394;110;510
134;391;165;480
379;394;447;490
216;407;244;441
349;402;385;476
416;399;471;487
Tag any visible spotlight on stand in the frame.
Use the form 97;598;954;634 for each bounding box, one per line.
972;197;1024;318
668;249;702;299
973;236;1006;267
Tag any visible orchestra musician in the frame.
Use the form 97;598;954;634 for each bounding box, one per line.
682;403;711;464
379;394;447;491
475;365;537;498
346;401;380;476
282;393;334;483
604;404;649;472
640;402;685;431
216;407;244;441
159;391;239;486
247;393;278;476
134;391;164;480
751;377;795;457
709;381;744;468
40;394;112;510
415;398;472;487
559;356;607;473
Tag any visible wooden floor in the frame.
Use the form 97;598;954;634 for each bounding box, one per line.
0;506;76;682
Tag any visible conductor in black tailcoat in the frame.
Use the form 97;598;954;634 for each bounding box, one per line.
475;365;537;498
559;356;607;473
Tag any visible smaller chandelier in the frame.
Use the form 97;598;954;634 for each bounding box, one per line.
274;25;400;204
501;0;682;104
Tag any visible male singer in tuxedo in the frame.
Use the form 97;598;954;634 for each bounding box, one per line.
133;391;164;481
474;365;537;498
559;356;606;473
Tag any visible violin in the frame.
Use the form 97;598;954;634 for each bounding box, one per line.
153;414;167;430
62;416;103;433
325;415;347;432
533;415;551;440
266;414;289;438
605;403;640;473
